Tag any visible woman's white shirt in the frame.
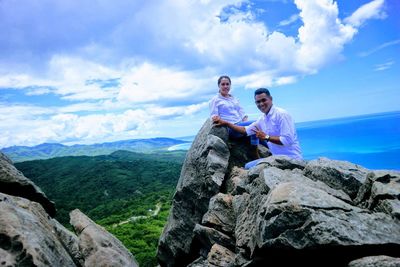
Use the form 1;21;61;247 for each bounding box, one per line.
209;94;246;124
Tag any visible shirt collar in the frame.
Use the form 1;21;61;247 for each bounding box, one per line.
264;104;275;118
218;93;233;99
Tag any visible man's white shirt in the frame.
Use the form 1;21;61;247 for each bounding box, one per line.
245;105;302;159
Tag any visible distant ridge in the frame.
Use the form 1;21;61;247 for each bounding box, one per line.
1;137;189;162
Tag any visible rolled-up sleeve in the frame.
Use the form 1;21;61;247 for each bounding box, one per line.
245;120;259;136
278;113;296;146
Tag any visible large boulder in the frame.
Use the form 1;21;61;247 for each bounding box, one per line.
0;193;76;266
158;119;400;266
70;209;138;267
0;152;56;216
157;119;231;266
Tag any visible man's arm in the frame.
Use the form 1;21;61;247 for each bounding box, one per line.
213;117;246;134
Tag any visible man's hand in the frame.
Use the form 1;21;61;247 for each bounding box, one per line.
254;126;266;140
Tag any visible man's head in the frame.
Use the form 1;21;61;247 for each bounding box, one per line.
254;88;273;114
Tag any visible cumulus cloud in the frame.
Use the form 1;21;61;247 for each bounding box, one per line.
117;63;214;104
0;100;208;147
0;0;389;147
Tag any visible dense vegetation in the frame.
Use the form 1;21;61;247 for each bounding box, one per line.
15;150;186;266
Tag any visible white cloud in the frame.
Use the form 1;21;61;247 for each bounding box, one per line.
374;60;394;71
359;39;400;57
117;63;214;104
344;0;386;27
279;14;300;26
0;0;390;148
295;0;356;73
0;101;209;148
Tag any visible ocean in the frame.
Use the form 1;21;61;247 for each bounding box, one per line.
169;111;400;171
297;111;400;170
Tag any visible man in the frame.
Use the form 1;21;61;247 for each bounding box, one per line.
213;88;302;168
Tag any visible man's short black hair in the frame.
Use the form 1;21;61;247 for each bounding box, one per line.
254;88;271;97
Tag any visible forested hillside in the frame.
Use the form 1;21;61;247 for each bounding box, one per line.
15;150;186;266
4;137;189;162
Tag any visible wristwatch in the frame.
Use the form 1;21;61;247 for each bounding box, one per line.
265;134;270;141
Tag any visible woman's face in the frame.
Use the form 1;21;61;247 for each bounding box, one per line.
219;78;231;97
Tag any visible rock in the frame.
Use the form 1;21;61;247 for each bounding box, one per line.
261;167;352;203
0;193;76;266
207;244;235;267
157;119;230;266
303;157;370;199
225;166;248;195
52;218;85;266
202;193;235;234
348;255;400;267
158;119;400;266
355;170;400;218
0;152;56;217
193;224;235;252
70;209;138;267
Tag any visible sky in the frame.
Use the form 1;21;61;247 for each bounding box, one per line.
0;0;399;148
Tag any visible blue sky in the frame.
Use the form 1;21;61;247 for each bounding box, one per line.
0;0;399;148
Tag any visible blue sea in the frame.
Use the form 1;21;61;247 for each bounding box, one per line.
169;111;400;170
297;111;400;170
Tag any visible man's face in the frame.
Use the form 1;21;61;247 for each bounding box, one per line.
255;93;272;114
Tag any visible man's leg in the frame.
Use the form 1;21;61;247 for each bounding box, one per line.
245;158;263;169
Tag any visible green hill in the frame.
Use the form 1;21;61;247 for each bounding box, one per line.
3;137;190;162
15;150;186;266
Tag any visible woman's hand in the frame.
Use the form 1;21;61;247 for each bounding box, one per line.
212;115;220;122
213;116;228;126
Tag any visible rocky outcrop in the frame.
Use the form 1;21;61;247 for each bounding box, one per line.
0;151;138;267
0;152;56;217
70;209;137;267
157;119;400;266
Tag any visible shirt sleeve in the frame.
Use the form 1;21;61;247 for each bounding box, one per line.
209;97;219;118
278;113;296;146
244;119;260;136
236;99;247;120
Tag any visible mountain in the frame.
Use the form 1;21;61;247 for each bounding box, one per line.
2;137;189;162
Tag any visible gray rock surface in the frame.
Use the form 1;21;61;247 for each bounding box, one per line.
0;151;138;267
157;119;231;266
0;151;56;216
70;209;138;267
0;193;76;266
348;255;400;267
158;119;400;266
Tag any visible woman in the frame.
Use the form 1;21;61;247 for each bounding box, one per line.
209;76;260;158
209;75;248;127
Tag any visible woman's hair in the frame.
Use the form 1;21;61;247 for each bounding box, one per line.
218;75;231;86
